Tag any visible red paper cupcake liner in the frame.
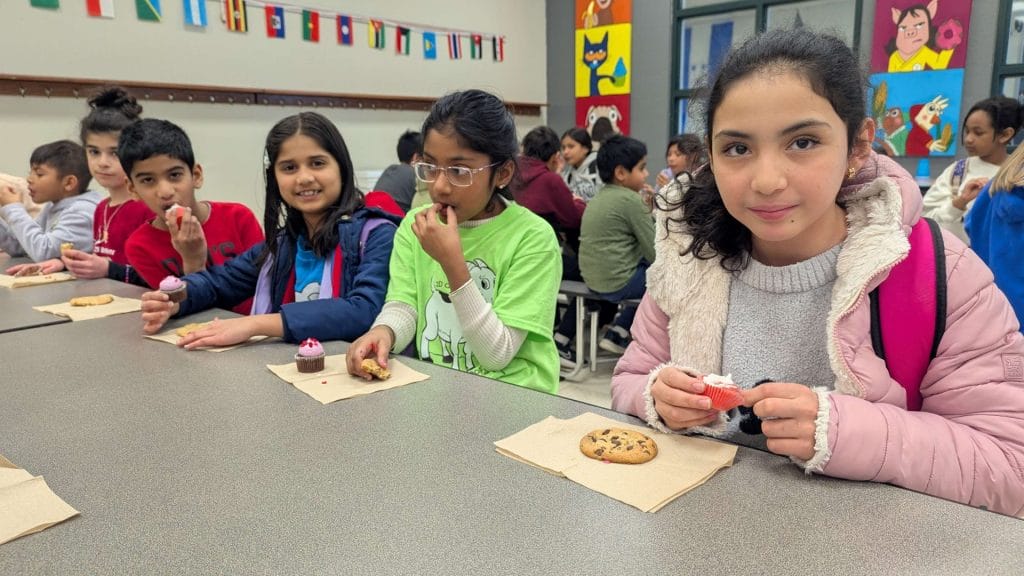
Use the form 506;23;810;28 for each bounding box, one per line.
701;383;744;411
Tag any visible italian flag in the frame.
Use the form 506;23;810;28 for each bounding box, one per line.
302;10;319;42
86;0;115;18
368;19;384;49
395;26;410;55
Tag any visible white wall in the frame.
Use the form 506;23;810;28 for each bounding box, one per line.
0;0;547;214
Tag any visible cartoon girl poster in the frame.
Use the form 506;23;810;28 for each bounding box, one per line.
871;0;973;73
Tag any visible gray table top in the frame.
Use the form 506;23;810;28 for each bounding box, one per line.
1;311;1022;575
0;274;147;333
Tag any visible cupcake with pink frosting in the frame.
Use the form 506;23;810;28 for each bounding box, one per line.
159;275;187;303
295;337;325;373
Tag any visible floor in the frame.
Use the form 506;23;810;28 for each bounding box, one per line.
556;360;615;410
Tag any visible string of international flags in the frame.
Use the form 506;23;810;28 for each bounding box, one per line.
28;0;507;62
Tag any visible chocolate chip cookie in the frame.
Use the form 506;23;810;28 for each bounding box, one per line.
579;428;658;464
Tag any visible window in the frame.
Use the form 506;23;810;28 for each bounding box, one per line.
994;1;1024;146
671;0;863;135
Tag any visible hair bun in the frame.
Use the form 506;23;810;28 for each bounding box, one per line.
87;86;143;119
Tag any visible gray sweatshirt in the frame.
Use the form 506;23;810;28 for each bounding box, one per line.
0;190;102;261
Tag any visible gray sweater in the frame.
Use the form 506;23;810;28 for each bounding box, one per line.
720;243;842;448
0;190;101;261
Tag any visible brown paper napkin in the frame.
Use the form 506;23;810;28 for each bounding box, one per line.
494;412;738;512
0;272;75;288
266;354;430;404
33;295;142;321
0;455;79;545
145;326;269;352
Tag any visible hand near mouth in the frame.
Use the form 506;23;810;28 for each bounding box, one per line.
412;203;470;288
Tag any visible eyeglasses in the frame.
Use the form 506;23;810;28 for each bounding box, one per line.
413;161;500;187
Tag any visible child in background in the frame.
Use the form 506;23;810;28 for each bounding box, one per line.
923;96;1022;244
655;133;706;190
346;89;562;393
373;130;422;213
12;87;154;281
139;112;400;347
559;127;601;203
578;134;656;354
0;140;100;262
120;119;263;314
611;28;1024;515
966;144;1024;332
511;126;585;243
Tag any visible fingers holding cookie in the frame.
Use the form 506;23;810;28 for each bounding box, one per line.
360;358;391;380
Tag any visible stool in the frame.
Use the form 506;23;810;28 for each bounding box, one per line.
558;280;634;380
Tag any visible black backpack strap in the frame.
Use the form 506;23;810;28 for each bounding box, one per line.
924;217;947;360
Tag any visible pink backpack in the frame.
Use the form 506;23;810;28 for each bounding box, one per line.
868;218;947;411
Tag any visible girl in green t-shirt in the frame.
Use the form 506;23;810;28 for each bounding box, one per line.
346;90;562;393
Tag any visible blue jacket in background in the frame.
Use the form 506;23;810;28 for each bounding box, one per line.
966;182;1024;331
178;206;401;343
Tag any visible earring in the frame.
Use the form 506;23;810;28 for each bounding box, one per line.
847;166;856;180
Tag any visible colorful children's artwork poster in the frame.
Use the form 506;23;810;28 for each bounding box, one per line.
575;95;630;136
575;0;632;29
871;0;972;73
574;24;632;97
868;69;964;157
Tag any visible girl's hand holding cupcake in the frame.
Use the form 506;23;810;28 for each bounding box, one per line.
651;367;719;430
140;290;180;334
346;326;394;381
741;382;819;460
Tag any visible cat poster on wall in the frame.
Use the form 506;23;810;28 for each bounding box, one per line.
574;24;632;98
871;0;972;73
575;0;631;29
868;69;964;157
575;94;630;136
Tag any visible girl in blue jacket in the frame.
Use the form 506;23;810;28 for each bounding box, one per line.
140;112;401;347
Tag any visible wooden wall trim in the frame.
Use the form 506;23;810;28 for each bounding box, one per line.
0;75;544;116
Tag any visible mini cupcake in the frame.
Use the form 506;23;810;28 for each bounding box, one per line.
159;275;187;303
295;338;325;373
700;373;745;412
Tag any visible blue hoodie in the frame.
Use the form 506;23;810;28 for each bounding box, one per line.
177;206;401;343
966;182;1024;330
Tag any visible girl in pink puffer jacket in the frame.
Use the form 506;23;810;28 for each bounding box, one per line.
611;28;1024;516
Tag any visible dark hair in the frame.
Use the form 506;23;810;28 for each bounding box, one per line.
667;28;867;271
262;112;364;263
30;140;92;195
962;96;1024;144
596;135;647;183
885;5;938;56
591;117;616;143
117;118;196;177
666;133;706;165
522;126;561;161
396;130;422;163
422;89;518;200
79;86;143;143
561;127;593;152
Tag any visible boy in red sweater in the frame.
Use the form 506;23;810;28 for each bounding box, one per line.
120;119;263;314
